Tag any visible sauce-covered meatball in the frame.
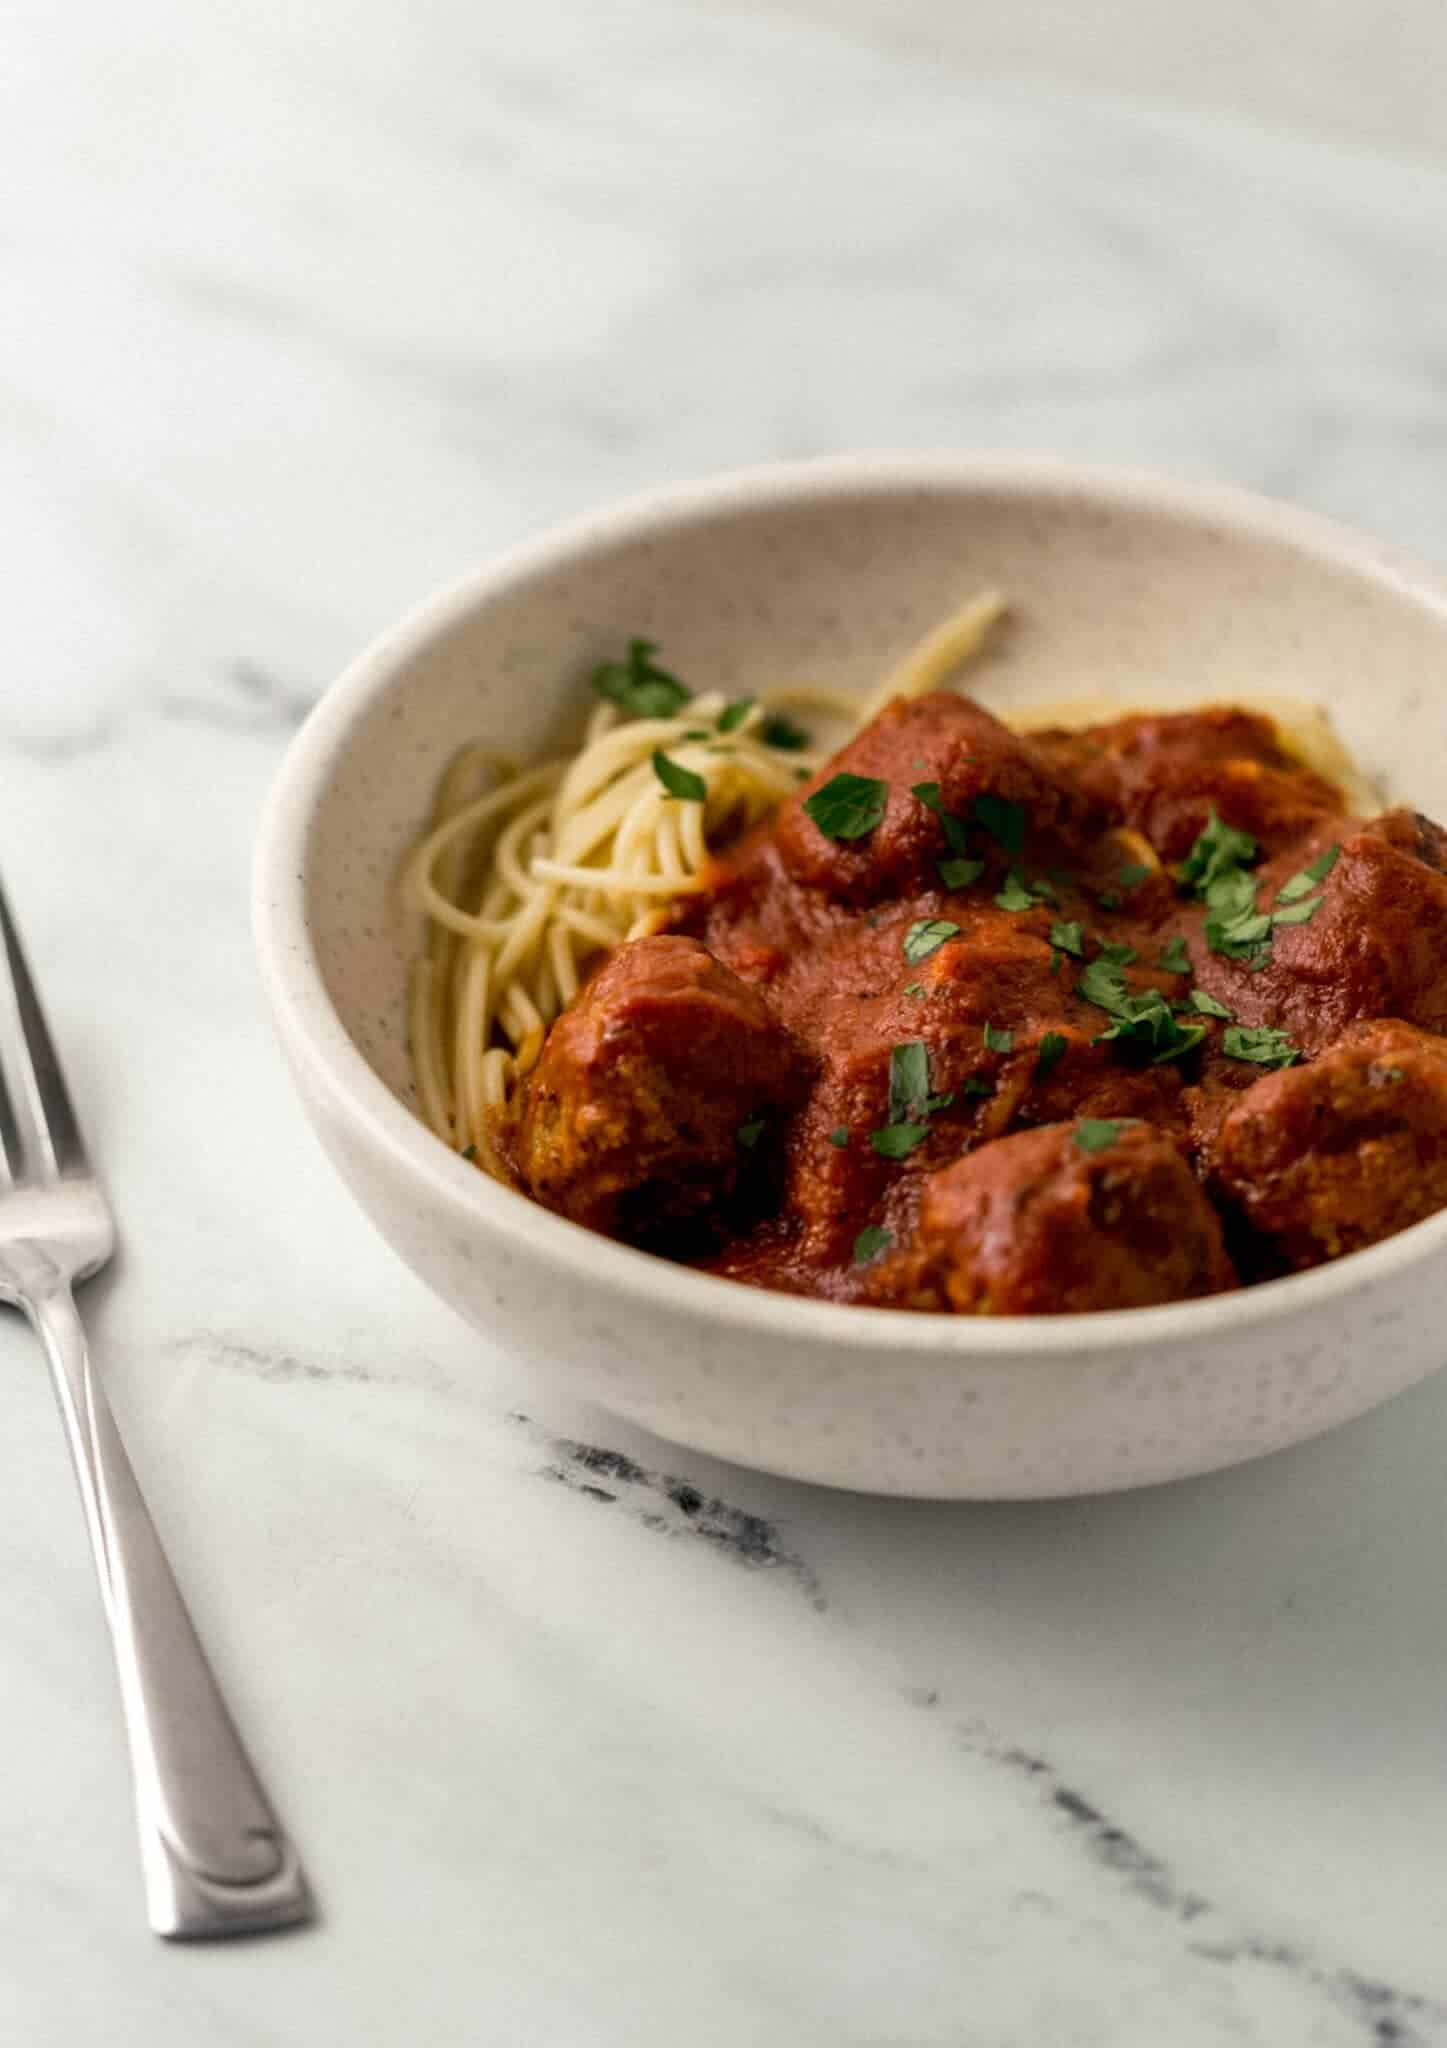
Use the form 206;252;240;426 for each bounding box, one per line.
775;693;1104;903
1211;1019;1447;1272
511;935;807;1241
892;1120;1235;1315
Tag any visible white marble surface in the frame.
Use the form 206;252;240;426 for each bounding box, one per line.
4;2;1447;2041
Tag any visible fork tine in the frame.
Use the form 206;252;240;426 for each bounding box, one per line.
0;875;87;1177
0;1027;22;1181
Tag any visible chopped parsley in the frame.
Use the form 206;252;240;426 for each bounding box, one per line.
903;982;926;998
652;749;707;801
982;1021;1015;1054
716;696;754;732
1278;842;1341;902
994;870;1041;913
1178;809;1259;895
736;1117;766;1149
853;1225;893;1265
828;1125;851;1148
1270;894;1323;927
903;918;960;965
1117;861;1154;889
460;1144;478;1162
1077;959;1206;1064
962;1076;995;1097
1098;891;1122;911
1187;988;1234;1020
1222;1024;1301;1069
1034;1031;1069;1079
1050;919;1086;958
870;1123;930;1159
803;772;888;840
1157;935;1191;974
761;713;810;751
1098;941;1139;967
1378;1066;1406;1085
938;855;986;889
971;792;1027;857
1074;1119;1135;1154
591;639;690;719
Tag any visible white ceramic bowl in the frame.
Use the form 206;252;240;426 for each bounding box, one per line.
253;454;1447;1498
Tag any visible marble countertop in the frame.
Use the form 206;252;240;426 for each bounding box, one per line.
5;2;1447;2041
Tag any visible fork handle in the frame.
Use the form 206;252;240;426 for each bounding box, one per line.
28;1278;313;1939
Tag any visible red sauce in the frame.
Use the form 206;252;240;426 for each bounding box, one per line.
507;693;1447;1314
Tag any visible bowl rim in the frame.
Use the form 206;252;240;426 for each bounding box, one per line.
253;449;1447;1360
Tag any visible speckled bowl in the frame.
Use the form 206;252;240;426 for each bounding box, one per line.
253;455;1447;1498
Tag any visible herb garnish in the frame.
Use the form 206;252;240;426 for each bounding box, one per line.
1279;842;1341;902
736;1117;766;1149
1157;935;1191;974
1270;895;1323;927
1098;941;1138;967
1187;988;1234;1020
717;697;754;732
803;772;888;840
1177;810;1274;969
828;1126;851;1148
871;1040;954;1156
994;870;1042;912
652;749;707;801
938;855;986;890
591;639;690;719
1178;810;1259;894
853;1225;893;1265
903;982;926;997
971;792;1027;856
1077;960;1206;1064
962;1076;995;1097
870;1123;930;1158
1035;1031;1068;1078
1117;862;1154;889
1074;1118;1135;1153
1049;920;1086;958
460;1144;477;1162
903;918;960;965
983;1021;1015;1054
762;714;810;751
912;781;973;856
1222;1024;1301;1069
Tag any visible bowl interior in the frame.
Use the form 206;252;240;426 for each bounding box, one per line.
299;466;1447;1128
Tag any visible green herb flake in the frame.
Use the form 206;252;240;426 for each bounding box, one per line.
1074;1119;1134;1154
1157;935;1191;975
1222;1024;1301;1069
962;1076;995;1097
736;1117;766;1150
903;981;926;998
1178;809;1260;896
1188;988;1234;1020
938;855;986;889
651;749;707;801
994;870;1038;913
853;1225;893;1265
1098;891;1122;911
1278;842;1341;902
870;1122;931;1159
912;781;972;857
1098;941;1139;967
983;1021;1015;1054
716;696;755;733
1049;920;1086;958
971;792;1027;856
1034;1031;1069;1079
903;918;961;965
1077;958;1130;1012
1271;894;1323;927
828;1125;851;1148
1378;1066;1406;1085
1077;959;1206;1064
803;772;888;840
888;1040;932;1123
1117;862;1154;889
460;1144;478;1162
591;639;691;719
761;713;810;751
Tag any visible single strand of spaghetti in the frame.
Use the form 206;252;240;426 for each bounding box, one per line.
553;757;661;866
554;903;627;950
454;943;494;1155
678;793;709;869
408;961;453;1143
492;795;557;901
855;590;1008;723
407;763;563;932
529;857;706;897
480;1047;514;1111
548;920;581;1009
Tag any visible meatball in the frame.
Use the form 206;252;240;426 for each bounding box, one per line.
900;1120;1235;1314
1211;1019;1447;1273
1031;707;1341;864
1192;811;1447;1055
775;692;1103;904
512;936;807;1240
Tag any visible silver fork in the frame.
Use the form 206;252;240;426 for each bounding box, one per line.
0;879;312;1939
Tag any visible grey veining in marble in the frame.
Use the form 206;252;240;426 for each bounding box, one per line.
4;0;1447;2041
